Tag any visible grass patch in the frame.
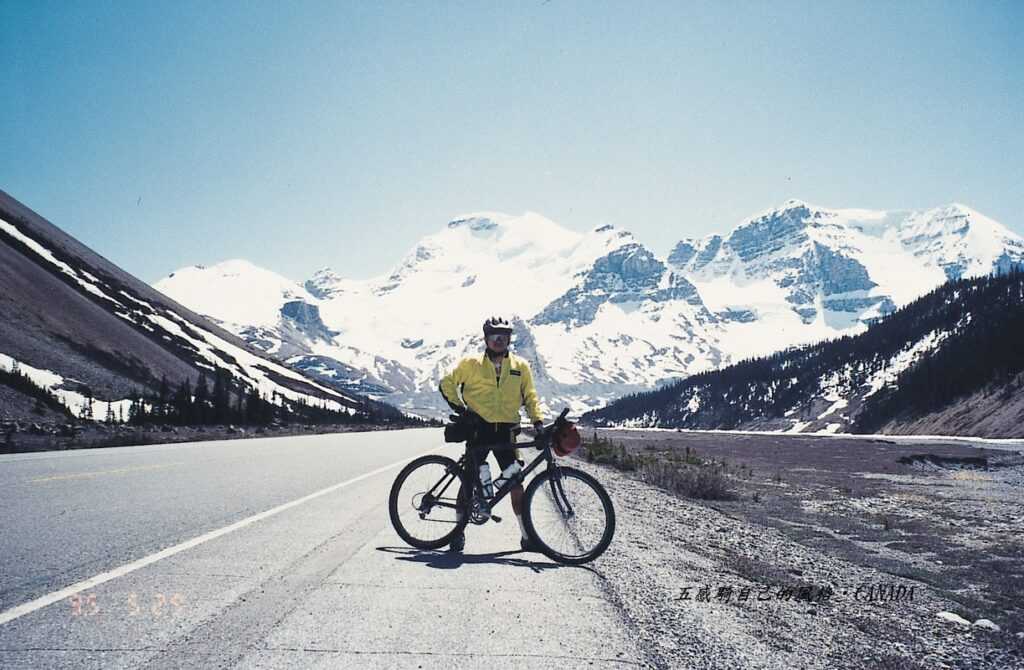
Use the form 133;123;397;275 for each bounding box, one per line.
579;434;739;501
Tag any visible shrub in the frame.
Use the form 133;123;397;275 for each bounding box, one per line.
580;435;737;500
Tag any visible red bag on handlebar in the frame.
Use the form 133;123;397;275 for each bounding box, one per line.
553;422;581;457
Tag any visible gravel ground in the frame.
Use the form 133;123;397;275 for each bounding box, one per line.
564;446;1023;669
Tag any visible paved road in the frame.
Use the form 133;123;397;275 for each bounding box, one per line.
0;430;639;668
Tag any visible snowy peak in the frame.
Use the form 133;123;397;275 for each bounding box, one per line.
446;212;511;231
436;210;582;252
156;259;315;328
438;211;634;253
305;267;348;299
533;232;713;330
368;210;638;305
895;204;1024;280
667;200;1023;328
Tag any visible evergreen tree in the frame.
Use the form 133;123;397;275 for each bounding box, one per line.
157;375;170;420
174;378;193;425
212;368;231;423
81;390;94;421
194;374;210;424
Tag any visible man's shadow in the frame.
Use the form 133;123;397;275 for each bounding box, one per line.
376;546;599;574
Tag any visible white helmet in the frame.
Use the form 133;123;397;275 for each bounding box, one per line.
482;315;513;337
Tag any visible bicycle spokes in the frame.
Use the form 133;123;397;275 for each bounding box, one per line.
529;470;610;561
396;460;462;540
549;471;575;519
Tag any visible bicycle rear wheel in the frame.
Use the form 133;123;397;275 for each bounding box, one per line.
522;466;615;565
389;455;469;550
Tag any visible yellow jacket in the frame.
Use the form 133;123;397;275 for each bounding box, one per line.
439;352;544;425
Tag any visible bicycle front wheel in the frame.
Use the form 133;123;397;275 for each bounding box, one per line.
389;455;469;550
522;466;615;565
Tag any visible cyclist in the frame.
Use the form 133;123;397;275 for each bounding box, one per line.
439;315;545;553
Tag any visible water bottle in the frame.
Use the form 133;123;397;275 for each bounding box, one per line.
495;461;522;489
479;463;494;498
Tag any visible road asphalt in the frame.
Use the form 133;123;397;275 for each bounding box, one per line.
0;429;641;668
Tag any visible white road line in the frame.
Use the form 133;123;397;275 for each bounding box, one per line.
0;449;434;626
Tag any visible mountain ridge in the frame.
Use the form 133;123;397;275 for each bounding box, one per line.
154;200;1024;419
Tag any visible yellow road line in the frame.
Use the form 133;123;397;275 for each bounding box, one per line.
28;462;185;483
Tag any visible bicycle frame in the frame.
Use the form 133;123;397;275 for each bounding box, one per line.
465;439;551;511
424;409;576;523
446;428;573;522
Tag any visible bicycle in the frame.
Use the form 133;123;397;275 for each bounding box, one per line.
388;408;615;565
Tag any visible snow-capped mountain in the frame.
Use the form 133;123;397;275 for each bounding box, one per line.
666;200;1023;360
158;212;649;414
0;188;389;423
154;200;1023;420
583;269;1024;438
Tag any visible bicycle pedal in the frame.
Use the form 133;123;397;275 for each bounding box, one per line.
491;514;502;523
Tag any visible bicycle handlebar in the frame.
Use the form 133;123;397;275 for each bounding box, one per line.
459;407;573;452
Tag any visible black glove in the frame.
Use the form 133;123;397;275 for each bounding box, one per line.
453;407;481;425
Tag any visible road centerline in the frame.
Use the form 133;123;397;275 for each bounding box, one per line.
27;462;186;483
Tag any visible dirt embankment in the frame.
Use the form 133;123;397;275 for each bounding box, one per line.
877;375;1024;439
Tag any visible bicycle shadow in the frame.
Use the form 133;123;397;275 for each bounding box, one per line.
376;546;599;574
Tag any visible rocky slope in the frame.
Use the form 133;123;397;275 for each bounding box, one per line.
0;189;398;426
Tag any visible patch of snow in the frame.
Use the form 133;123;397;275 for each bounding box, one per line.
862;329;950;397
0;217;125;306
816;399;848;420
0;352;135;422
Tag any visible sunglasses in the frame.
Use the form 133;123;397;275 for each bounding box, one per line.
486;333;510;343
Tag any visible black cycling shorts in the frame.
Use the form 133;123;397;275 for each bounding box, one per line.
467;422;522;472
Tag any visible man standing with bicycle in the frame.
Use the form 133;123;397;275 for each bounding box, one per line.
439;316;545;553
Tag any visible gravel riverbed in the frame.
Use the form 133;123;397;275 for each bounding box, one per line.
566;432;1023;669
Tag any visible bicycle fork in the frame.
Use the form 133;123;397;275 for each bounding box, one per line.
547;467;576;519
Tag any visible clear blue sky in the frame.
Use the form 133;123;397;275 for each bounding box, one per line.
2;1;1021;283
